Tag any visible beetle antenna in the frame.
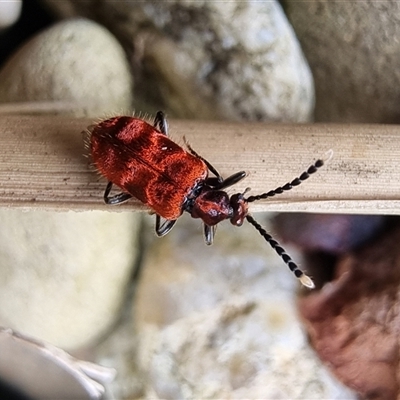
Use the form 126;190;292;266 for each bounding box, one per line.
245;215;315;289
245;150;333;203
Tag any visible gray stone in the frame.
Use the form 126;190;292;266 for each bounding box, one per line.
286;1;400;123
39;0;314;122
0;18;132;117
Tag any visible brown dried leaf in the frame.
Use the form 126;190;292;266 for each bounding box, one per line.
299;225;400;399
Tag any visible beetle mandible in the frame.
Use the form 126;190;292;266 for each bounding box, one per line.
88;111;331;289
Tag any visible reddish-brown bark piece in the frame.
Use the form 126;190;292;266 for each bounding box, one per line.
299;224;400;399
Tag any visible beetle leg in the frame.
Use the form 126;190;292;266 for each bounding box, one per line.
183;137;223;183
155;214;177;236
184;139;245;190
213;171;247;190
204;224;216;245
104;181;132;205
153;111;169;135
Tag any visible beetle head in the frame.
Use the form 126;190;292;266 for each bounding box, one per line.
229;192;249;226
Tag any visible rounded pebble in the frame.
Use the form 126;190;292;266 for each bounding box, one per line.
0;18;132;117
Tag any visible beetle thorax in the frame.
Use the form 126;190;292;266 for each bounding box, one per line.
188;187;248;227
189;188;231;226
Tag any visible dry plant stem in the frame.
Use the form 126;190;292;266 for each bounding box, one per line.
0;101;81;115
0;115;399;214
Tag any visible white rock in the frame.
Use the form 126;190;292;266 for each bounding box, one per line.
0;209;140;349
0;0;22;30
0;18;132;117
100;216;355;399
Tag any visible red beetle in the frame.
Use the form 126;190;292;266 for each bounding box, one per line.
88;111;330;288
